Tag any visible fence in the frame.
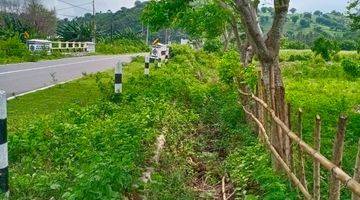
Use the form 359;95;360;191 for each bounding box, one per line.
238;74;360;199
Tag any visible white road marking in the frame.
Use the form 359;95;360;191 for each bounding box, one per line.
0;57;117;76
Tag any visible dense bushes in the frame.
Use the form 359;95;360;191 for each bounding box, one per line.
0;37;64;64
96;39;149;54
342;58;360;78
311;37;340;61
8;45;298;199
280;38;308;49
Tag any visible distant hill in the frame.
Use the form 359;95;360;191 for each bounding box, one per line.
60;3;359;47
260;8;359;47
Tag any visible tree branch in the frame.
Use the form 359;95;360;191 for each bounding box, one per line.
266;0;290;53
234;0;271;62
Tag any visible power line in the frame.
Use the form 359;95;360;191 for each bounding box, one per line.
57;2;92;11
56;0;92;12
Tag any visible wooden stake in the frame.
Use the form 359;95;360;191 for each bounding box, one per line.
222;176;227;200
329;115;347;200
313;115;321;200
287;103;294;171
257;70;265;141
352;139;360;200
238;91;360;197
297;108;308;192
243;106;312;199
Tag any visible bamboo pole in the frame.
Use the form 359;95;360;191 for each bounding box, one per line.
242;106;312;199
257;70;265;141
329;116;347;200
313;115;321;200
236;90;360;197
287;103;294;171
352;139;360;200
284;102;291;167
297;108;308;191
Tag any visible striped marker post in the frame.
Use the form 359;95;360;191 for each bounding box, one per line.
115;62;122;94
0;90;9;196
145;55;150;76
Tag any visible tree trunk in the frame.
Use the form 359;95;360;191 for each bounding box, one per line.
260;58;286;169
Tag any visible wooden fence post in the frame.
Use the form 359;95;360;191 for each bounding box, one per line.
0;90;9;196
297;108;308;191
329;115;347;200
352;139;360;200
115;62;123;94
313;115;321;200
257;70;265;141
287;103;294;171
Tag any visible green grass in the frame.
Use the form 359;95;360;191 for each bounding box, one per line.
282;58;360;198
8;74;101;132
5;46;298;199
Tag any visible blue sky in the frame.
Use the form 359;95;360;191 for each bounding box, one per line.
42;0;349;19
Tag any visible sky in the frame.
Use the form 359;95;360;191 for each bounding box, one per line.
40;0;349;19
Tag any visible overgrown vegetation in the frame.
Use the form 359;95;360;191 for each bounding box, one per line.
282;52;360;199
6;45;298;199
0;36;63;64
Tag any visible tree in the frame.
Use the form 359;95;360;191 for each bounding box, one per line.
290;8;296;14
291;15;299;24
347;0;360;30
303;12;312;19
311;37;340;61
22;0;57;37
313;10;322;16
299;19;310;28
143;0;292;169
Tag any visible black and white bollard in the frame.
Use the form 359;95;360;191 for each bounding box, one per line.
115;62;122;94
145;55;150;76
0;90;9;196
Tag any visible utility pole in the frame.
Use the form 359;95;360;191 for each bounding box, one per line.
92;0;96;44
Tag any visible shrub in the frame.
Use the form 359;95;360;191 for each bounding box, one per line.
299;19;310;28
340;40;358;51
281;38;308;49
0;36;30;58
218;51;241;85
203;38;222;53
342;58;360;77
96;39;149;54
311;37;340;61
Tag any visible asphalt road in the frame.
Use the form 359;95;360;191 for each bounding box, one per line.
0;54;144;98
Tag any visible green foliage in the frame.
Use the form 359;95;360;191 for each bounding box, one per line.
0;14;30;42
8;45;298;199
280;38;308;49
311;37;340;61
226;141;298;199
203;38;222;53
96;39;149;54
347;0;360;30
283;58;360;199
0;36;65;64
218;51;241;85
339;40;358;51
142;0;228;40
299;19;310;28
0;36;29;58
57;21;93;42
342;58;360;77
